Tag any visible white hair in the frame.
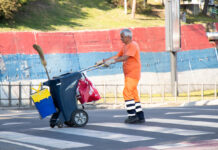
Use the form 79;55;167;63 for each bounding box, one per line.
120;29;132;39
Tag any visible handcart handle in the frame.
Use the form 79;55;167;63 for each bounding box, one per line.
79;64;105;72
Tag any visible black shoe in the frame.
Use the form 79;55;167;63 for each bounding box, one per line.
136;119;146;123
136;111;145;123
124;116;139;124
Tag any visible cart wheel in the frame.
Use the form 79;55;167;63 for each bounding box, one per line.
71;109;88;127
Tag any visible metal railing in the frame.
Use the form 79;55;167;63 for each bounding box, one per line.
0;82;217;107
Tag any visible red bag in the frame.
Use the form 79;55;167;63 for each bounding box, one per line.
77;74;101;104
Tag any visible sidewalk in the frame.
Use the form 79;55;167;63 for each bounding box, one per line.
82;99;218;109
181;99;218;107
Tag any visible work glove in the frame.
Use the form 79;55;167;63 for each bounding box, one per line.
104;59;115;67
95;60;104;66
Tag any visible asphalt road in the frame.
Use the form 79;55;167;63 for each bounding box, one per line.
0;105;218;150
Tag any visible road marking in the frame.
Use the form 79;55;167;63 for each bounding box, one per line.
113;115;127;118
0;139;48;150
0;116;38;120
148;118;218;128
149;142;192;149
149;139;218;150
89;122;213;136
0;112;38;117
165;112;193;115
113;111;192;117
182;115;218;119
165;107;218;111
0;112;39;120
0;131;91;149
33;127;153;142
2;122;30;125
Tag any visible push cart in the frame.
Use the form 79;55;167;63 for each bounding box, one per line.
32;44;103;128
43;71;88;128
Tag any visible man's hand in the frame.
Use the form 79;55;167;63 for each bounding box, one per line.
104;59;115;67
95;60;104;66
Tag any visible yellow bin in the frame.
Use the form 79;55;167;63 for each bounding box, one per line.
31;85;56;119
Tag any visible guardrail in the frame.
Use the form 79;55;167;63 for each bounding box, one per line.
0;82;217;107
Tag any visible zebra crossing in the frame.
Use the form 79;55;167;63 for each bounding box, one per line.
33;127;154;142
147;118;218;128
0;109;218;150
88;122;213;136
181;115;218;119
0;131;91;149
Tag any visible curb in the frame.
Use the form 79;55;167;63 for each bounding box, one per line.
181;99;218;107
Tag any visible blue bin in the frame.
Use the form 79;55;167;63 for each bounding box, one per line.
31;88;56;119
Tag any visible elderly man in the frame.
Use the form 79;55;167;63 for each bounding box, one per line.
96;29;145;124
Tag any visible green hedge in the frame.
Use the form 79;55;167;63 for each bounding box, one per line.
0;0;31;19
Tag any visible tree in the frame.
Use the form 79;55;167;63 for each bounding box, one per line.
0;0;21;19
143;0;147;8
202;0;209;15
124;0;127;14
161;0;165;6
131;0;136;18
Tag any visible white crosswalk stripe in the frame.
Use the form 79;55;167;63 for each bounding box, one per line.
149;139;218;150
89;122;214;136
0;131;91;149
2;122;30;125
165;112;193;115
0;139;48;150
150;142;192;149
182;115;218;119
148;118;218;128
33;127;154;142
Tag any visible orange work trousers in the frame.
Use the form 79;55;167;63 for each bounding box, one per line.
123;77;140;103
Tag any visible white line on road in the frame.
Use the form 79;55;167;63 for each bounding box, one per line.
165;112;193;115
0;131;91;149
0;116;38;119
113;112;193;117
164;107;218;111
113;115;127;118
181;115;218;119
149;142;192;149
2;122;30;125
0;112;38;117
148;118;218;128
0;139;48;150
89;122;213;136
33;127;153;142
149;139;218;150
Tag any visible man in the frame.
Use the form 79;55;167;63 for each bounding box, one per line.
96;29;145;123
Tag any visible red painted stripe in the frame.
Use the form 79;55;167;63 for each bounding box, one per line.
74;30;114;53
181;24;214;51
35;32;77;54
133;27;165;52
0;24;215;55
0;32;35;54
